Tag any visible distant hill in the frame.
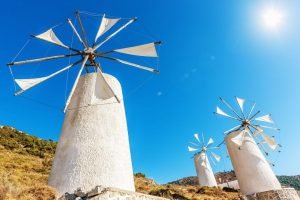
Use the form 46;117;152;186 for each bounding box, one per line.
170;173;300;191
277;175;300;190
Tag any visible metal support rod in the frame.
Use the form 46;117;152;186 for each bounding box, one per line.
75;11;89;47
99;55;159;73
249;110;261;121
64;56;89;113
7;53;80;66
247;102;256;120
67;18;88;49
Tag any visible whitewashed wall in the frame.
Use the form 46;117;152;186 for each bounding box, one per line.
49;72;135;195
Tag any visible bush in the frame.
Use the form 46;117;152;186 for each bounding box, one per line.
135;172;146;178
0;126;57;158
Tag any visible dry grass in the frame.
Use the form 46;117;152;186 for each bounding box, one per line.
0;147;57;200
135;174;240;200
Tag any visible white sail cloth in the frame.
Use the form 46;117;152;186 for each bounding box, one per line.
95;16;120;42
14;61;82;95
15;77;48;91
35;29;68;48
114;43;158;57
236;97;245;112
260;133;278;150
216;106;232;118
255;114;274;123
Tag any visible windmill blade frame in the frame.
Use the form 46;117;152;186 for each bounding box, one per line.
67;18;87;48
75;11;89;47
99;55;159;73
8;11;161;113
7;53;80;66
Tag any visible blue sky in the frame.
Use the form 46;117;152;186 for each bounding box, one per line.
0;0;300;184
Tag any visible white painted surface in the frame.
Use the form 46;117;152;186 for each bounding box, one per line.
194;152;218;187
49;72;135;195
218;180;240;190
225;130;281;195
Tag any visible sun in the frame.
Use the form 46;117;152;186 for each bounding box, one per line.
261;7;284;30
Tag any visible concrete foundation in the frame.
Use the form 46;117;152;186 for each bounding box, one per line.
49;72;135;195
194;152;217;187
246;188;300;200
58;186;168;200
225;130;281;195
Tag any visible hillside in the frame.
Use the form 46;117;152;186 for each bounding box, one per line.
0;126;57;200
0;125;297;199
0;126;240;200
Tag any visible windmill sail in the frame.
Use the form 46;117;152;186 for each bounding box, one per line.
236;97;245;112
211;152;221;162
255;114;274;123
100;56;159;73
216;107;233;118
194;133;202;144
231;130;247;146
253;127;263;136
15;77;48;91
14;60;83;95
114;42;159;57
207;138;214;146
34;29;68;48
260;133;278;150
95;15;120;42
188;146;198;152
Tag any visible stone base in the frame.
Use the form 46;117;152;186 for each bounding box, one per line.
246;188;300;200
59;186;168;200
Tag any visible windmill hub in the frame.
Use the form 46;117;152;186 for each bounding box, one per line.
242;120;250;127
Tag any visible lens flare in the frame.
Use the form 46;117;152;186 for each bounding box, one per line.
262;7;284;30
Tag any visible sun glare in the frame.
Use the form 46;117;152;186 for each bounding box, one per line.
262;7;284;30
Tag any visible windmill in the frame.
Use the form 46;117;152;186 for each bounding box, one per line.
188;133;221;187
7;11;161;195
215;97;282;195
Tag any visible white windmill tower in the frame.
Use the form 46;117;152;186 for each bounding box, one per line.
188;133;221;187
7;11;161;195
215;97;282;195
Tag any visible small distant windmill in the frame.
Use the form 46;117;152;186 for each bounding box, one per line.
215;97;282;195
188;133;221;187
7;11;161;195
